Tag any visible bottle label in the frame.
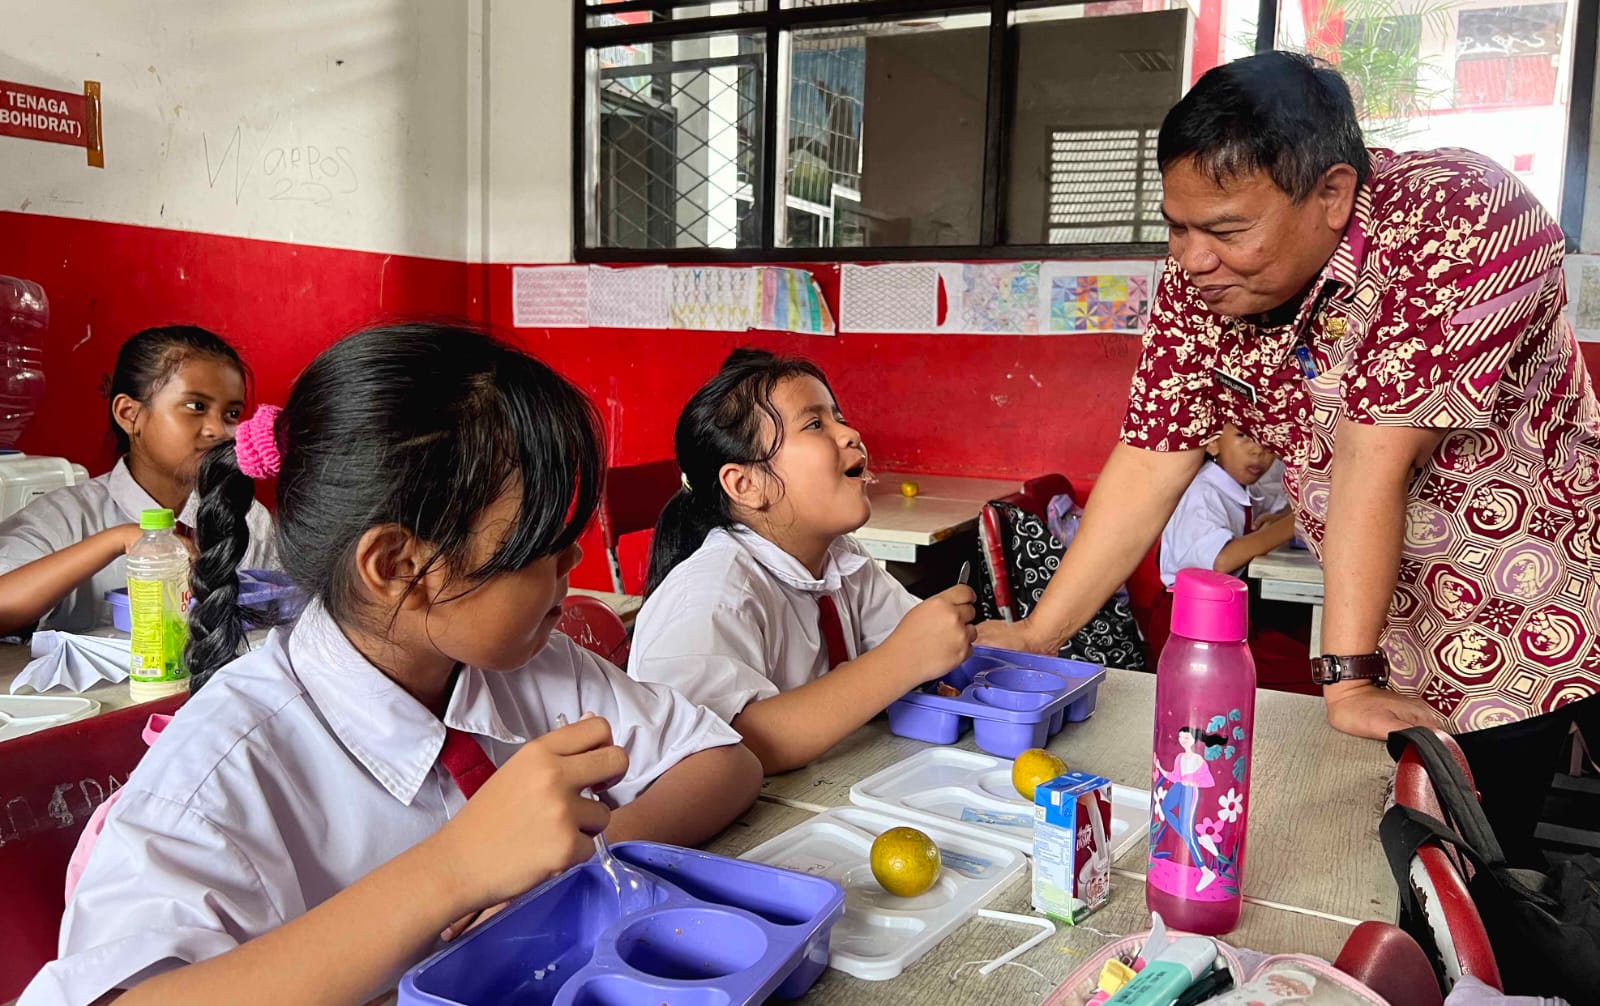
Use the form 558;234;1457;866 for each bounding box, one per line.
1148;705;1250;901
128;576;189;683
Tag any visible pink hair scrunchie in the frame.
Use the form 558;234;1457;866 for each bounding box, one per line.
234;405;283;480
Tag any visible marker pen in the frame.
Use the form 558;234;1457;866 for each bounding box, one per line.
1102;937;1217;1006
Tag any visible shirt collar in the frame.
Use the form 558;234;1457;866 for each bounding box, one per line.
1195;458;1252;507
288;600;526;805
108;457;200;526
727;525;870;593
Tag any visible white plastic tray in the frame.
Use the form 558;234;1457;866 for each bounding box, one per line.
848;747;1150;861
739;805;1026;981
0;693;100;742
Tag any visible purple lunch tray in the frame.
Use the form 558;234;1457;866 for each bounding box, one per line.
885;645;1107;758
398;841;845;1006
106;569;304;633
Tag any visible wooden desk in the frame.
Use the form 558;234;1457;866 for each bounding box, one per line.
856;472;1020;564
761;670;1395;928
1249;546;1325;655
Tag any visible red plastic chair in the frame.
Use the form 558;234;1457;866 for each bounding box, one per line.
1392;729;1503;992
1334;921;1446;1006
557;595;631;667
596;460;682;594
0;693;185;1002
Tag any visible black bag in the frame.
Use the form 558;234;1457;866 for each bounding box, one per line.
973;500;1147;672
1380;726;1600;1001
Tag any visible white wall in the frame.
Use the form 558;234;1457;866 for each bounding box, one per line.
0;0;470;261
481;0;572;263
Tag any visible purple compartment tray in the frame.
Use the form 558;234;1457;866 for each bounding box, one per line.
886;645;1107;759
398;841;845;1006
106;569;304;633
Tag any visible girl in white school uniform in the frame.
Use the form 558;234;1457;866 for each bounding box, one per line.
1158;423;1294;588
0;326;274;634
22;325;761;1006
628;349;976;775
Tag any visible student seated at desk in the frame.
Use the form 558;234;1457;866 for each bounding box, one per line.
1154;424;1312;692
629;349;976;775
21;325;760;1006
0;327;275;635
1159;424;1295;587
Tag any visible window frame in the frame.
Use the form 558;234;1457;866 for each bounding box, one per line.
573;0;1599;261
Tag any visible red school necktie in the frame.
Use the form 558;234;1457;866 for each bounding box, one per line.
439;728;497;799
817;594;849;671
1244;503;1254;532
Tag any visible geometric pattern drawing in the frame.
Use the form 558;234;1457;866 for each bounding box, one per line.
669;267;755;332
839;263;939;334
1120;146;1600;731
589;265;671;330
754;267;835;336
956;261;1040;334
1048;275;1154;334
512;266;590;328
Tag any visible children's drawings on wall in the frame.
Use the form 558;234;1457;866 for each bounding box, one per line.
512;265;589;328
589;265;671;330
839;264;940;334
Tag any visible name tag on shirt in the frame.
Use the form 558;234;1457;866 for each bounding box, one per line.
1212;367;1257;403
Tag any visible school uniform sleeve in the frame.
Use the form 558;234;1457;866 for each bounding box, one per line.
20;793;284;1006
841;535;919;652
1340;157;1567;430
1159;478;1240;581
1120;259;1224;453
243;500;280;571
563;637;742;805
0;486;97;574
628;592;779;724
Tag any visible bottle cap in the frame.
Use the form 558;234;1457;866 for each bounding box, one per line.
1170;568;1247;642
139;508;176;531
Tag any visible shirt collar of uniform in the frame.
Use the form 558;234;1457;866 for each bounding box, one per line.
108;457;200;526
288;599;526;805
727;524;869;593
1195;458;1251;508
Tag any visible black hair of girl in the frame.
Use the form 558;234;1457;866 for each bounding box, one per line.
106;326;249;456
185;323;605;689
644;348;833;596
1179;725;1230;749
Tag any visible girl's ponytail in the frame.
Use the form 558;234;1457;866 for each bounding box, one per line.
645;483;726;596
186;404;280;690
185;442;256;690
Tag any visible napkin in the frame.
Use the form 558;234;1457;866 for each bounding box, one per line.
10;631;133;694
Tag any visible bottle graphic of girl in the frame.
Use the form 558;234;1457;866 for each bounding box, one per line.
1154;725;1228;892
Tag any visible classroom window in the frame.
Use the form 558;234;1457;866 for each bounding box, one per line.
1277;0;1585;225
576;0;1596;260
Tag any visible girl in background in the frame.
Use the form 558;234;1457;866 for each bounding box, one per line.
0;326;274;633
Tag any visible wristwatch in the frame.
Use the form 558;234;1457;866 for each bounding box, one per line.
1311;652;1389;687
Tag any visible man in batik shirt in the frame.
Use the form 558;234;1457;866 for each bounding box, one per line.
984;51;1599;857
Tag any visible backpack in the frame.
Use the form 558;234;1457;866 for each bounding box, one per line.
1380;727;1600;1002
973;499;1147;672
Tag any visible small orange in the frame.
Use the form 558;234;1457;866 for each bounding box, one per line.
900;480;920;498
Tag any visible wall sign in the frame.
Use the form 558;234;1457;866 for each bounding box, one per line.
0;79;103;167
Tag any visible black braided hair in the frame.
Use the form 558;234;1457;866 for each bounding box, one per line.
184;323;604;690
644;348;833;596
184;441;262;690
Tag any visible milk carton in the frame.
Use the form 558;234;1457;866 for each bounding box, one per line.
1032;771;1113;923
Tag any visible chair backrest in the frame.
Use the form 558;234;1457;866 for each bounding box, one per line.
557;595;631;667
1017;473;1075;518
1333;921;1445;1006
978;501;1016;622
0;693;185;1001
1393;731;1503;992
596;459;682;594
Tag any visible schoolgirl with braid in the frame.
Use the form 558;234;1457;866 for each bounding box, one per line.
23;324;760;1006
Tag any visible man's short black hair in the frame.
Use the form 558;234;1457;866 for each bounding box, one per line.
1158;51;1371;200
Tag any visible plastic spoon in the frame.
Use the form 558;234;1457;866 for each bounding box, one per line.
554;712;658;915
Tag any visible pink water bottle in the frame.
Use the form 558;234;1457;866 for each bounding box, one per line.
1146;569;1256;934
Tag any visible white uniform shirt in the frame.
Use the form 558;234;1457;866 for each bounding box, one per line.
1249;458;1288;517
20;599;740;1006
0;459;277;632
1159;461;1252;588
628;525;920;722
